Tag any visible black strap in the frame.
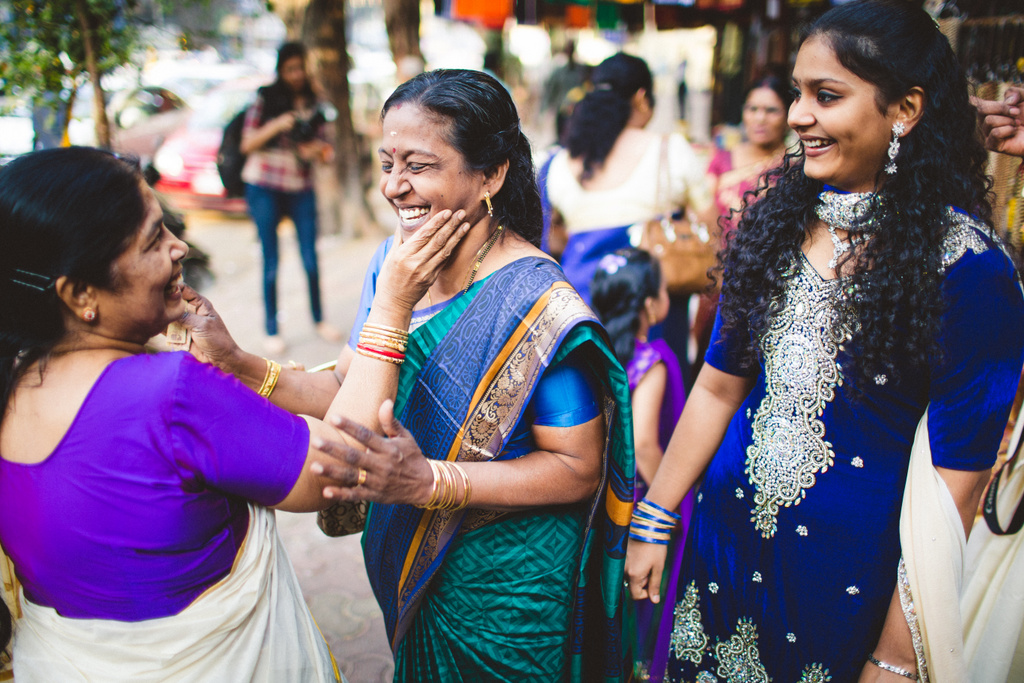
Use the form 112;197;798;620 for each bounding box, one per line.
983;429;1024;535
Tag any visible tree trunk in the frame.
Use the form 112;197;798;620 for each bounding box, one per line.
303;0;374;238
75;0;111;149
383;0;422;79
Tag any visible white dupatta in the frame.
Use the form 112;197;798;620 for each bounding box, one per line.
12;504;341;683
899;410;968;682
901;408;1024;682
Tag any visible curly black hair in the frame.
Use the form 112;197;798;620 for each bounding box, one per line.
381;69;542;247
718;0;994;387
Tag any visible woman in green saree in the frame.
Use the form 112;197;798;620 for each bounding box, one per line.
183;69;634;682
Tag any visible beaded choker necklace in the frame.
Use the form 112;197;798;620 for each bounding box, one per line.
815;186;886;269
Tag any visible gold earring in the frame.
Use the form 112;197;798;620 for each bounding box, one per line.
647;309;656;326
483;191;493;217
83;308;96;322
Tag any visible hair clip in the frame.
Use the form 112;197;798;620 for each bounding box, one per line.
11;268;55;292
598;253;628;275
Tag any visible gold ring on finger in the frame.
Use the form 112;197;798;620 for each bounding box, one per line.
357;468;367;487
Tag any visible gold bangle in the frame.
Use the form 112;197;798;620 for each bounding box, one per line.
438;461;456;509
628;527;672;541
417;460;441;509
451;462;471;510
362;322;409;341
356;346;404;365
630;515;675;530
358;333;407;352
257;358;282;398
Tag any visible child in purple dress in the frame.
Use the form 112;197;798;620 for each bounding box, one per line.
591;248;692;682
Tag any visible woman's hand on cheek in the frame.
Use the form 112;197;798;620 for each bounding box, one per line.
180;285;240;369
376;209;470;312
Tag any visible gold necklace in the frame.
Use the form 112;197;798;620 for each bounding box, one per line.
424;224;504;307
462;224;503;293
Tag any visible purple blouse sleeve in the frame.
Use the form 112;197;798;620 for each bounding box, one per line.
169;354;310;506
347;237;394;351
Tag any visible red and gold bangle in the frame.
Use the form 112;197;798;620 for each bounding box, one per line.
356;344;404;360
358;332;407;352
356;344;404;365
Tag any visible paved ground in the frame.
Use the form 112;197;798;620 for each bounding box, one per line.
184;211;394;683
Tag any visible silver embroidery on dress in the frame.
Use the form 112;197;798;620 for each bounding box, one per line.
714;618;770;683
799;663;833;682
744;209;996;540
668;582;828;681
940;208;990;273
897;557;929;683
670;582;708;664
745;262;851;537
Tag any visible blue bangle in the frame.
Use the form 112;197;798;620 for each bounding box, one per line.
638;497;681;521
631;509;675;527
629;532;670;545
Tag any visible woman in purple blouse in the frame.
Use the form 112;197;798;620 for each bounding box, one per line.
0;147;465;681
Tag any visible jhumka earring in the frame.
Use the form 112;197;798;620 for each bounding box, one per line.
83;308;96;322
483;191;493;217
885;122;905;175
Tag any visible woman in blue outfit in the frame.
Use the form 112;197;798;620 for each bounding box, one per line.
185;69;634;682
624;2;1024;681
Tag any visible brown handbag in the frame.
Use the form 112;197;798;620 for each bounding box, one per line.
316;499;369;537
629;136;718;296
306;358;369;537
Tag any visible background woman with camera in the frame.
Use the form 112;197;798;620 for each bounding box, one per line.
241;41;339;356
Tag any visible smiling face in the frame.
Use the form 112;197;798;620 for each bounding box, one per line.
742;87;788;149
378;104;489;236
93;186;189;341
789;36;899;193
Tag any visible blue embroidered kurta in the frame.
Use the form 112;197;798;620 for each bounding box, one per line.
667;213;1024;682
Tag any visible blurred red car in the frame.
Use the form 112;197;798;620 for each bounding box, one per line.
152;77;269;213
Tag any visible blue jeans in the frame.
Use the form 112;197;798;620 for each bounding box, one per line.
244;184;323;336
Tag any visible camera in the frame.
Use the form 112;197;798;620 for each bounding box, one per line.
290;107;327;143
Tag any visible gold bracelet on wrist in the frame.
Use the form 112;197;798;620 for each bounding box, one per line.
257;358;282;398
451;462;471;510
362;322;409;342
418;460;441;509
416;460;473;511
358;333;407;352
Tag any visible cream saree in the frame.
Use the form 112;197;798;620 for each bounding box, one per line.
12;504;340;683
901;409;1024;682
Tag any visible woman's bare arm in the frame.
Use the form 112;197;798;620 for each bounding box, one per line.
624;363;754;603
310;400;605;512
632;362;667;486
